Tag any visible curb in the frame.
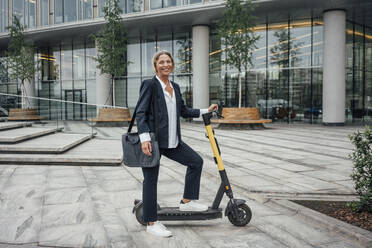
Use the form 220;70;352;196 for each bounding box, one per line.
271;199;372;248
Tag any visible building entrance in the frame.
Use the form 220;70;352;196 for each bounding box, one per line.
64;90;83;120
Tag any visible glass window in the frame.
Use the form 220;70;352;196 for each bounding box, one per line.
312;20;323;123
353;24;364;120
164;0;180;8
150;0;162;9
54;0;63;24
13;0;24;26
157;28;172;53
189;0;202;4
28;0;36;28
268;22;289;121
129;0;143;12
141;30;156;77
127;35;141;77
288;20;312;122
78;0;93;20
61;43;73;80
86;43;96;79
73;43;85;80
98;0;105;17
0;0;8;33
114;78;127;107
40;0;49;26
345;21;354;122
174;29;191;74
86;79;96;119
119;0;125;13
64;0;77;23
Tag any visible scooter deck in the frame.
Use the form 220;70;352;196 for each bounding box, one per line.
157;207;223;221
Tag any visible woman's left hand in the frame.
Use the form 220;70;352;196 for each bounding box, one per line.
208;104;218;112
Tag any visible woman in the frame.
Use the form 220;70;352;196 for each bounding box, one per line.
136;50;218;237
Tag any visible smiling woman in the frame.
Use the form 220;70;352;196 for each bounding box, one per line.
133;50;217;237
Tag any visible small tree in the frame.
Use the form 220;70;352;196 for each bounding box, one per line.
94;0;128;107
349;126;372;212
217;0;260;108
6;16;39;109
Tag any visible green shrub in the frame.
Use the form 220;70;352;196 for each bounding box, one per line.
348;126;372;212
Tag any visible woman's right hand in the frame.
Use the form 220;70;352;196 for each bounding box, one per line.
142;141;152;156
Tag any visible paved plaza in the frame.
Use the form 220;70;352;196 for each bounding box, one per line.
0;121;371;248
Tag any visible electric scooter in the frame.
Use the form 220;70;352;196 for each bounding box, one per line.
132;110;252;227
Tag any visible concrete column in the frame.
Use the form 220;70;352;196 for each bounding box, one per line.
192;25;210;111
322;9;346;125
22;79;35;109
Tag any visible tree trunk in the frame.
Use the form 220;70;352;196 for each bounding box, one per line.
238;72;242;108
112;77;115;107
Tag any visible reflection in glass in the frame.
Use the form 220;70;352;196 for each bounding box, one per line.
141;30;156;77
13;0;24;25
127;36;141;77
98;0;105;17
61;44;73;80
54;0;63;24
365;28;372;120
174;30;191;74
64;0;77;22
268;23;289;121
115;78;127;107
78;0;93;20
28;0;36;28
0;0;7;32
86;43;96;79
41;0;49;26
73;43;86;80
150;0;162;9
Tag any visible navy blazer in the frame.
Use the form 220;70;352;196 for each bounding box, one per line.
136;76;200;148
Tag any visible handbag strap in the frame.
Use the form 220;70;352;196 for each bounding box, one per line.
127;77;158;141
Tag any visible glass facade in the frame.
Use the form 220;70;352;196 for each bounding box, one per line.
210;19;324;123
40;0;49;26
0;0;7;33
0;2;372;124
54;0;92;24
345;21;372;123
98;0;143;17
12;0;36;28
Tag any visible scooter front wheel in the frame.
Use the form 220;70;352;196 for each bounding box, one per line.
227;203;252;226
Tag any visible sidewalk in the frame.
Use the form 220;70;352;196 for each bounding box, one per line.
0;122;371;248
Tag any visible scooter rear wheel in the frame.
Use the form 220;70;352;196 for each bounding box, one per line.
134;203;147;226
227;203;252;226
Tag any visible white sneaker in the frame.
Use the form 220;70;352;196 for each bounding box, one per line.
146;221;172;237
179;200;208;212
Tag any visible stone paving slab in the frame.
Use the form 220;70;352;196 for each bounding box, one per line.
0;122;32;131
0;133;94;153
0;123;370;248
0;138;122;166
0;127;63;143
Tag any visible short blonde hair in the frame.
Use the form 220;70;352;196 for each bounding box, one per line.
152;50;174;73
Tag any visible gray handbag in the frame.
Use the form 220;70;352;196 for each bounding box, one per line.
122;79;160;168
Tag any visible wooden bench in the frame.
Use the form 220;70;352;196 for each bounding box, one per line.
88;108;132;126
8;108;46;121
211;107;272;129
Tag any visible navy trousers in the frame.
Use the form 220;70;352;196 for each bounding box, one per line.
141;142;203;222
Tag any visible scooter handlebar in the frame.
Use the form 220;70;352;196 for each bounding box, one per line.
202;110;224;125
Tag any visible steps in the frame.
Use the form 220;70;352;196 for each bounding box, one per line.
0;122;32;131
0;127;64;144
0;122;123;166
0;133;94;154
